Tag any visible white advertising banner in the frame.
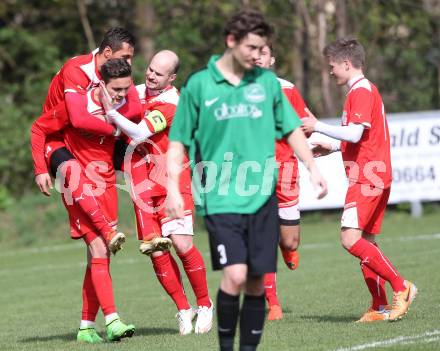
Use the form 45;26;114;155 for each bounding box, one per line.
298;110;440;210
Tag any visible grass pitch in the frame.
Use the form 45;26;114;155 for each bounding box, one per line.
1;195;439;351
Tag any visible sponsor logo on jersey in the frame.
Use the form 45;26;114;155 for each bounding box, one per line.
243;83;266;103
204;97;219;107
214;103;262;121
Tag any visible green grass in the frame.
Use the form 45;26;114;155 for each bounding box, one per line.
1;192;439;350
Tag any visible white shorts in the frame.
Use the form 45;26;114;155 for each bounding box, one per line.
278;202;300;226
161;214;194;237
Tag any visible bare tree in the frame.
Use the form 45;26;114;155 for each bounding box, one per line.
317;0;336;116
134;1;156;64
291;0;311;98
336;0;347;38
423;0;440;106
77;0;96;51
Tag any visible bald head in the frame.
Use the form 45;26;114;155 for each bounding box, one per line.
145;50;180;91
153;50;180;74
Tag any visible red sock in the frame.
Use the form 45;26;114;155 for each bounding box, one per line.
349;238;405;292
151;253;190;310
61;160;113;236
90;258;117;316
264;273;280;306
169;253;183;284
360;262;388;309
81;266;100;321
178;245;211;307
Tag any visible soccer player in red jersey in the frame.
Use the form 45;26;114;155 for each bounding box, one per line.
255;44;310;321
302;37;417;322
33;27;140;253
32;59;137;343
102;51;213;336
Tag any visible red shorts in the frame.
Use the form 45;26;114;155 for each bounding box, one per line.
276;158;300;206
62;183;118;241
134;193;194;241
341;183;390;234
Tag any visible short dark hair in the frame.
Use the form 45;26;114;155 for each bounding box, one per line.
98;27;136;53
323;37;365;69
101;58;132;83
223;9;273;42
266;42;275;57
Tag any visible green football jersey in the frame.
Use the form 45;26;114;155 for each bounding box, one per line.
169;55;301;215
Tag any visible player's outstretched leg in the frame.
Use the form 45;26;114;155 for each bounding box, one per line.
87;236;135;341
150;251;194;335
264;273;282;320
60;159;124;254
346;232;417;322
77;266;103;343
174;240;213;334
356;246;390;322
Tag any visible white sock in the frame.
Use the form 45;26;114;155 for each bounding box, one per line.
105;312;119;325
80;320;95;329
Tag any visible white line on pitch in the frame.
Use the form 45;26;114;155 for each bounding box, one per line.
334;330;440;351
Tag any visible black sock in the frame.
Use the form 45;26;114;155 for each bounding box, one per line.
239;294;266;349
217;289;240;351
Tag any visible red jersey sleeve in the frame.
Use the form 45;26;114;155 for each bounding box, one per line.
142;102;176;133
288;87;308;120
155;103;176;125
347;88;374;127
65;93;115;135
30;102;69;175
283;86;308;119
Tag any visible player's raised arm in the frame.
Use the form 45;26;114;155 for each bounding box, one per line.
301;108;364;144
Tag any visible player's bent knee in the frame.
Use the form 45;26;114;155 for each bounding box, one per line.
223;271;247;292
340;227;362;250
87;235;110;258
170;234;193;255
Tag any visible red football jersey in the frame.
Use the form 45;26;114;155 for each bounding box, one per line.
43;49;101;113
63;88;127;185
136;84;192;196
340;77;392;189
275;77;309;163
275;78;308;201
41;50;101;156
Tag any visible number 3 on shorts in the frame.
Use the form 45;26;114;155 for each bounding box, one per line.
217;244;227;264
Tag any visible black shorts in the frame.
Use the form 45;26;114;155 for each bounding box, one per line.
113;139;129;171
49;147;75;177
204;193;279;275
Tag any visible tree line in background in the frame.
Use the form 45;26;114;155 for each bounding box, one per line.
0;0;439;199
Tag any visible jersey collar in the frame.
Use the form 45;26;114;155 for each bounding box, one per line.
347;74;365;89
145;85;173;99
208;55;258;85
